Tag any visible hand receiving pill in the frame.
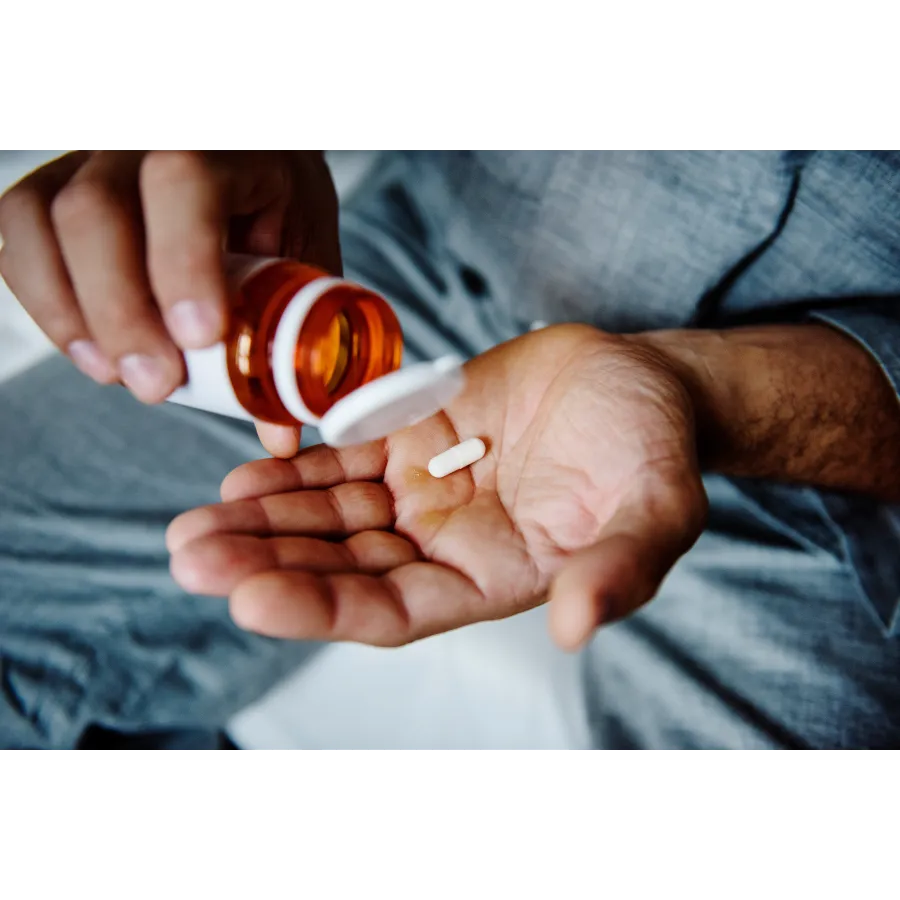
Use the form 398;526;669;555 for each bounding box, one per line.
427;437;487;478
175;323;704;653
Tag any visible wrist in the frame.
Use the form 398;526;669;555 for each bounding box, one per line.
628;326;817;478
627;328;742;473
629;322;900;493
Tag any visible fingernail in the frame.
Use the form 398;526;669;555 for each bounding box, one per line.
68;340;116;383
166;299;222;348
119;353;171;402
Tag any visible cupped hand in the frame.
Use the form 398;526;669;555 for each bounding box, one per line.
167;324;708;650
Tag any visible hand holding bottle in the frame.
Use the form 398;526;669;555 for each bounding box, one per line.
0;151;341;455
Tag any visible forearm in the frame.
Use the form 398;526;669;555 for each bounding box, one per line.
633;324;900;501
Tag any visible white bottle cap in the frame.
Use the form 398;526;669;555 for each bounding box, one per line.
318;355;466;447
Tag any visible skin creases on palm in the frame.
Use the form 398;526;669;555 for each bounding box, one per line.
167;324;703;647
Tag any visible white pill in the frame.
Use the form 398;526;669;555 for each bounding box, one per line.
428;438;486;478
529;319;549;331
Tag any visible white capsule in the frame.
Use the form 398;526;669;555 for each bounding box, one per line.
427;437;487;478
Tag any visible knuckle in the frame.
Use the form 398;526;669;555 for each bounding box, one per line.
89;305;175;357
105;321;175;359
141;150;210;190
0;182;41;229
50;179;114;230
97;300;148;333
34;307;79;340
150;238;221;287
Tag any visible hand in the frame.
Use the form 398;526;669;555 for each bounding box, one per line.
0;150;339;456
167;325;708;650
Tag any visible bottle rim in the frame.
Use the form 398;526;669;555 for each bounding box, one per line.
270;276;344;425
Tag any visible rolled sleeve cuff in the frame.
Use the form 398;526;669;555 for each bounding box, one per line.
810;306;900;404
808;305;900;636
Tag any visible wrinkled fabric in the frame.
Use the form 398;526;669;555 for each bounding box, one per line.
2;151;899;748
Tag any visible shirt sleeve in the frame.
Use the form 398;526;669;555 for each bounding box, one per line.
810;303;900;403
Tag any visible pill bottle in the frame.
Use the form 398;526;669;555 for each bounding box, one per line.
168;255;465;447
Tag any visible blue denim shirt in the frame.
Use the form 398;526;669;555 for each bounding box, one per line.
342;151;900;637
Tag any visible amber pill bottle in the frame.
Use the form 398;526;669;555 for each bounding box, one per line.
168;255;404;427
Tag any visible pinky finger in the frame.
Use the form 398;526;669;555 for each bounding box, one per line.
547;483;706;651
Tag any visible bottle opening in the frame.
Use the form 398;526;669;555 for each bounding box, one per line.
224;259;403;425
295;284;403;417
313;309;352;395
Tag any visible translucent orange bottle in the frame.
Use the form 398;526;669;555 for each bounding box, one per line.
168;255;465;447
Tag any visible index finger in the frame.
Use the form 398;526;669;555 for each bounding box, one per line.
220;439;388;502
139;151;232;350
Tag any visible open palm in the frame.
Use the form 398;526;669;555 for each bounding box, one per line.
168;325;707;649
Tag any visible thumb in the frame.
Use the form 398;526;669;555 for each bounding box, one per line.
547;482;706;652
255;421;302;459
